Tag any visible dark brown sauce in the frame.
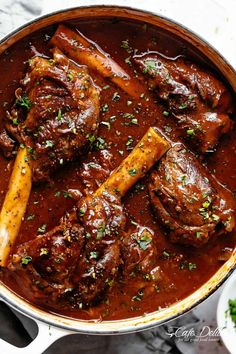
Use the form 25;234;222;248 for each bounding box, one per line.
0;18;236;321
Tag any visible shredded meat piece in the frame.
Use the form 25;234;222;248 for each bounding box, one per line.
0;129;15;158
149;143;236;247
134;53;233;153
1;48;100;182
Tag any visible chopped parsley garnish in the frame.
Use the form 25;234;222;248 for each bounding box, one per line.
202;200;211;209
16;95;32;111
196;231;202;239
88;162;100;169
54;191;61;197
79;208;85;216
186;129;195;136
143;60;156;74
126;136;134;150
128;168;137;176
162;250;170;258
90;251;98;259
228;299;236;327
12;118;18;125
67;72;73;81
26;214;35;221
212;214;220;221
57;108;63;121
101;103;109;112
132;289;144;302
63;191;72;198
96;223;106;239
121;40;130;49
163;111;169;117
179;103;188;110
180;261;197;271
45;140;54;148
134;230;152;250
112;92;120;101
87;134;96;144
21;255;32;265
93;137;108;151
37;224;47;234
180;175;187;186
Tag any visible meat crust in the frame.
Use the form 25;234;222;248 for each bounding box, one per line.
149;144;236;247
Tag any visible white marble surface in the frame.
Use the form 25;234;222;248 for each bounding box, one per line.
0;0;236;353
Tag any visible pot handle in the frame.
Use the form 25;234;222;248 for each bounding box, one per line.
0;319;71;354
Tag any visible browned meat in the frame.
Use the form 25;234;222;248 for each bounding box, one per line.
8;208;85;303
134;53;233;153
149;144;236;247
71;192;125;305
122;226;172;298
1;48;100;182
0;129;15;158
8;191;125;307
122;226;158;277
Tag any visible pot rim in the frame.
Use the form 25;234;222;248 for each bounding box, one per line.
0;3;236;335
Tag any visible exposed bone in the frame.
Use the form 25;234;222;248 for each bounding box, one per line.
95;127;170;198
50;24;146;99
0;147;32;266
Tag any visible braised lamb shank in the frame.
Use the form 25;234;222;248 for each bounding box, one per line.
134;53;233;153
0;48;100;182
8;128;169;307
149;144;236;247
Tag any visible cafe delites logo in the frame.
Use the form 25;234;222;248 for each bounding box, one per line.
165;325;221;342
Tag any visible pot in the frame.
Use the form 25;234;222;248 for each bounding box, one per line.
0;4;236;354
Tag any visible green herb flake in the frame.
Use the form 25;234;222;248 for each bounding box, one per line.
187;129;195;136
21;255;32;265
132;289;144;302
228;298;236;327
57;108;63;121
121;40;130;49
16;95;32;111
63;191;72;198
37;224;47;234
128;168;137;176
101;103;109;112
212;214;220;222
188;263;197;271
45;140;54;148
163;111;169;117
134;230;152;250
79;208;85;217
143;60;156;74
90;251;98;259
162;250;170;258
12;118;19;125
202;201;211;209
26;214;35;221
67;72;73;81
179;103;188;110
112;92;120;101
